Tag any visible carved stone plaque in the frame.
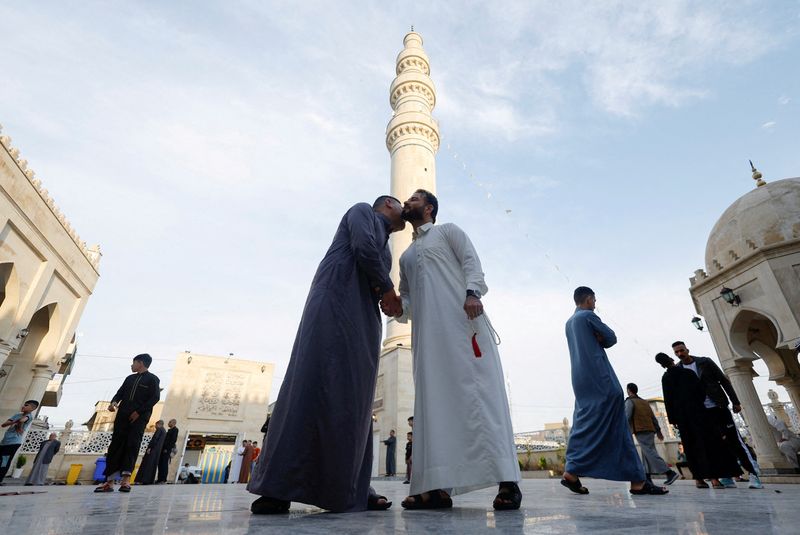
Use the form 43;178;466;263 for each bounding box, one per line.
189;370;249;421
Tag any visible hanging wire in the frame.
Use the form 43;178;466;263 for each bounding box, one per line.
442;139;656;359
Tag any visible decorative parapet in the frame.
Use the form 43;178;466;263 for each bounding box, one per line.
0;124;101;271
386;121;440;152
390;80;436;109
20;429;153;456
689;268;708;286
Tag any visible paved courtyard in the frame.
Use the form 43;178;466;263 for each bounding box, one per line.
1;479;798;534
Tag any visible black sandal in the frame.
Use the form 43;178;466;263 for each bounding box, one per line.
118;484;131;493
401;489;453;510
251;496;291;514
560;476;589;495
630;481;669;495
493;482;522;510
94;483;114;493
367;493;392;510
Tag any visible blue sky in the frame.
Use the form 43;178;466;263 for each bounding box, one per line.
2;1;799;430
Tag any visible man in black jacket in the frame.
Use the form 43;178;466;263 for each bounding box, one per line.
95;353;160;493
157;419;179;483
672;341;763;489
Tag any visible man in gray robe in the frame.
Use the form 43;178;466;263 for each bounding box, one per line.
383;430;397;476
248;196;405;514
134;420;165;485
24;433;60;486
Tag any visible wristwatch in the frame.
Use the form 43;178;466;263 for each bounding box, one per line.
466;289;482;299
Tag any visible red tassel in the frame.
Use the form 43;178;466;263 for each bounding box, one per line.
471;333;482;357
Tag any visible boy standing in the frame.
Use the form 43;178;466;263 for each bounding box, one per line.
0;400;39;484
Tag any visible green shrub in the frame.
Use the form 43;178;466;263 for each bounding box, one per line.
16;455;27;468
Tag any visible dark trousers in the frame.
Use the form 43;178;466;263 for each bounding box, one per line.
157;450;171;483
706;406;757;475
104;412;148;477
675;461;690;478
0;444;22;483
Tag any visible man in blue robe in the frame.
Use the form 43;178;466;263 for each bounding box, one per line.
561;286;668;496
248;196;405;514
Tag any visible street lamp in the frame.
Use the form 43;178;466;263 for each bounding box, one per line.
691;316;705;331
720;287;741;306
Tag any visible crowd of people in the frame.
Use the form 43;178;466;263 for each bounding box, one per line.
2;191;797;512
245;191;799;515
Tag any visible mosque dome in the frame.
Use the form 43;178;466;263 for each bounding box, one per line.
705;176;800;274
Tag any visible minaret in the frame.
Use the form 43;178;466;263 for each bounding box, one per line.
372;30;439;477
384;30;440;348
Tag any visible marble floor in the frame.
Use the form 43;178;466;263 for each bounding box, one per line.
1;479;798;534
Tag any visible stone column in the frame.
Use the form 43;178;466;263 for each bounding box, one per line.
24;366;54;403
726;363;793;472
781;380;800;418
0;341;14;369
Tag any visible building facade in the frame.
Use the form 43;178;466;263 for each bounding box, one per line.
161;352;274;482
0;125;99;429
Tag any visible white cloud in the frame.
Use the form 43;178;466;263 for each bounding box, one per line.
778;95;791;105
761;120;777;130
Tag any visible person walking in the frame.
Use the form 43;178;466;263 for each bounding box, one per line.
625;383;680;485
134;420;165;485
94;354;160;493
672;341;763;489
25;432;61;486
655;352;741;488
157;419;178;483
561;287;667;496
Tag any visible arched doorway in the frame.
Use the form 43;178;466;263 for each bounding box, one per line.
0;304;57;415
0;262;20;341
730;309;800;411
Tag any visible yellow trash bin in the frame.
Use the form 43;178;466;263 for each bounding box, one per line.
66;464;83;485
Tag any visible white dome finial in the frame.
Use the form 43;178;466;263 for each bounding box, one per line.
750;160;766;187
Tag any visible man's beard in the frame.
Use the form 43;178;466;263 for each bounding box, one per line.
402;206;425;222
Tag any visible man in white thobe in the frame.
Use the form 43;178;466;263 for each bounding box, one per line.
230;441;245;483
387;189;521;510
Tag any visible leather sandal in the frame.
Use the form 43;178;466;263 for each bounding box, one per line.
560;476;589;495
94;483;114;493
251;496;290;514
367;493;392;510
401;489;453;510
630;481;668;495
493;482;522;510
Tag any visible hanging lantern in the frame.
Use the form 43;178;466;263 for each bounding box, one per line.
720;287;741;306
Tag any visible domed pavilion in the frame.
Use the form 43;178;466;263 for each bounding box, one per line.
690;164;800;473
